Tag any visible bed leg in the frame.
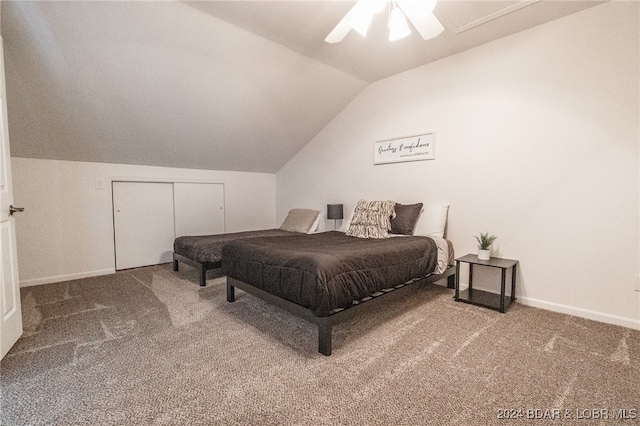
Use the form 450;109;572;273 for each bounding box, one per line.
447;273;455;289
318;321;332;356
198;265;206;287
173;255;179;272
227;282;235;302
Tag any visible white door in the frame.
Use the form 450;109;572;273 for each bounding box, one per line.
174;183;225;237
0;39;23;360
113;182;175;270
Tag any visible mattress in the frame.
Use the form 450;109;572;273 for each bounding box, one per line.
221;231;439;317
173;229;297;265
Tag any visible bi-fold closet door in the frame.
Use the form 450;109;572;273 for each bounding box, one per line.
112;181;224;271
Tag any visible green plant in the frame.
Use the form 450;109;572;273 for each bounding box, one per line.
474;232;497;250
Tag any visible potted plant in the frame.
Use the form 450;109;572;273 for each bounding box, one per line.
475;232;497;261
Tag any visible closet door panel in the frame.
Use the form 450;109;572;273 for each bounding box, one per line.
113;182;175;270
174;183;225;237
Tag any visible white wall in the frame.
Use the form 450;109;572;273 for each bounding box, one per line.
276;2;640;329
12;158;276;286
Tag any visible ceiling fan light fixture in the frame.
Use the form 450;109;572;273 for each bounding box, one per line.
388;7;411;41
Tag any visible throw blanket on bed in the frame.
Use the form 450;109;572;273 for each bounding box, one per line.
346;200;396;239
222;231;438;316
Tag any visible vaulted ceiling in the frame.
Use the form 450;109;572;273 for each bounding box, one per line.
191;0;601;83
2;1;601;173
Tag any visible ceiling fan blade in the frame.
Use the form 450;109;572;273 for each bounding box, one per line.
396;0;444;41
325;21;353;44
411;11;445;40
325;1;371;44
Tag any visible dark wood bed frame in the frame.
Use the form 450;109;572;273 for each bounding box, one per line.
172;253;220;287
226;267;456;356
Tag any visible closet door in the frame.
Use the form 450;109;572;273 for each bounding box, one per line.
174;183;225;237
113;182;175;270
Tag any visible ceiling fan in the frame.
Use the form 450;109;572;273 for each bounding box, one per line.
325;0;444;43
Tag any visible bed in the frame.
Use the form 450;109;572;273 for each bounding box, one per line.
173;209;320;286
222;230;454;355
173;229;298;286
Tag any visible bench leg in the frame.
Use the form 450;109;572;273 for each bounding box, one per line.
318;321;332;356
227;282;235;302
173;256;179;272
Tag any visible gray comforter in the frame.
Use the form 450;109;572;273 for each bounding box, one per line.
222;231;438;317
174;229;297;265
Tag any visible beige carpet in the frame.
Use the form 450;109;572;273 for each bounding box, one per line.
1;264;638;425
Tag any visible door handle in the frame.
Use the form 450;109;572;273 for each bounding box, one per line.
9;205;24;216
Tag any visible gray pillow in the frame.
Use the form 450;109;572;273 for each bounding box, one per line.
390;203;423;235
279;209;320;233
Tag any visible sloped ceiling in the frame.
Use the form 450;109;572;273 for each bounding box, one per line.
2;1;367;173
2;1;601;173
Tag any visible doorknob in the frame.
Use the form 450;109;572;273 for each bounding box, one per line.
9;205;24;216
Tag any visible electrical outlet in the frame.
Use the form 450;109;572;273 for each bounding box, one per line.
95;178;106;189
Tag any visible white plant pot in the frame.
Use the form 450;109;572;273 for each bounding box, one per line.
478;248;491;261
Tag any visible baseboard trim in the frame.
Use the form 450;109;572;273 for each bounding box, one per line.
456;282;639;330
19;269;116;287
517;296;640;331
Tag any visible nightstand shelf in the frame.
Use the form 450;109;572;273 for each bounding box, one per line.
454;254;518;313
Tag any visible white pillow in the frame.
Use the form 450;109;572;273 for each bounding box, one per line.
413;205;449;238
279;209;320;233
308;213;321;233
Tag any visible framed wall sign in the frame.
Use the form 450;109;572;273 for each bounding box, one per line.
373;132;435;165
